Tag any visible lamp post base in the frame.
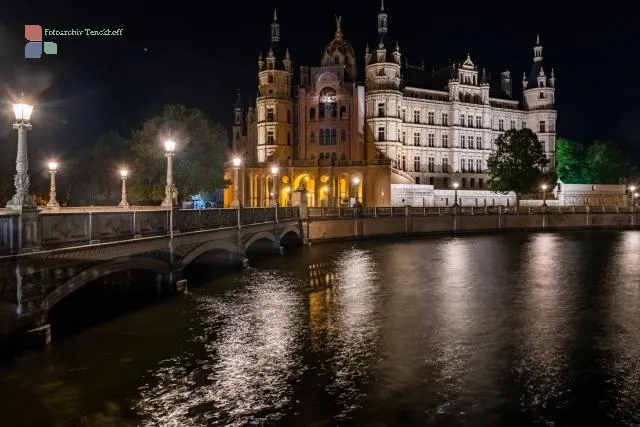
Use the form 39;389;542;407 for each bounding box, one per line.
46;200;59;208
6;193;37;211
119;200;129;208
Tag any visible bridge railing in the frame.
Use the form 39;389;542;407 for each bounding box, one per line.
307;205;638;218
35;207;301;250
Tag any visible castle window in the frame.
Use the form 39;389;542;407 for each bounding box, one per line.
287;110;291;123
539;92;545;99
378;126;386;141
402;131;406;143
476;159;482;172
340;106;347;120
464;93;471;103
319;107;325;119
413;110;420;123
442;134;449;148
521;121;526;129
442;113;448;126
467;115;473;127
479;178;484;188
442;157;449;173
498;119;504;131
415;177;421;184
287;132;291;145
378;103;385;117
428;111;434;124
428;133;434;147
510;120;515;129
340;129;346;143
428;157;435;172
310;131;315;143
539;120;546;133
319;129;325;144
476;136;482;149
402;109;406;121
475;116;482;128
467;158;473;172
468;137;474;149
402;156;407;171
330;129;337;144
460;113;465;126
319;153;325;159
461;135;466;149
267;74;274;83
267;130;274;145
266;108;274;122
310;108;316;120
413;132;420;146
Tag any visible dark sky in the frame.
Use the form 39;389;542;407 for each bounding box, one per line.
2;1;638;155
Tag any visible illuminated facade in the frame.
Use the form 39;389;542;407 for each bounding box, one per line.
226;2;557;207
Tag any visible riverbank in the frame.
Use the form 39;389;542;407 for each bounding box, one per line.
305;208;640;243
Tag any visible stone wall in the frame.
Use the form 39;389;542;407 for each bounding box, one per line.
390;184;516;207
307;211;640;243
553;183;627;206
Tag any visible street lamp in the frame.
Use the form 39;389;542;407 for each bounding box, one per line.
629;185;636;209
119;168;129;207
452;182;459;207
231;157;242;208
271;165;279;207
45;161;59;207
352;176;360;205
161;140;176;208
7;102;36;210
541;184;548;207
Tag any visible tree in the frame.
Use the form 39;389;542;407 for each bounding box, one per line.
555;137;585;183
66;130;128;205
128;105;227;204
584;140;628;184
487;128;548;195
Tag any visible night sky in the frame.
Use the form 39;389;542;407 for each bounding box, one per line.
2;1;637;156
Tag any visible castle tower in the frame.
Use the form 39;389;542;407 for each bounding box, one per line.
364;0;402;161
522;34;557;168
256;9;294;164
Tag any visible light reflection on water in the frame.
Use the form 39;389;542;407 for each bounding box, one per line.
2;231;640;426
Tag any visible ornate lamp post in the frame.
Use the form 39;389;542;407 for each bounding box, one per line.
271;165;279;207
161;140;176;208
231;157;242;208
46;161;59;207
541;184;548;207
629;185;636;210
453;182;460;207
7;102;36;210
119;168;129;207
352;176;360;205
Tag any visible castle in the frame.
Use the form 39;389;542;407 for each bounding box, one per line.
225;2;556;208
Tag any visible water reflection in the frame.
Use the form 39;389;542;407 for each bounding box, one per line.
137;269;303;426
606;231;640;425
516;233;573;422
327;247;380;419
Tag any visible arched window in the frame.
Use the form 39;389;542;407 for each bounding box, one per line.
310;107;316;120
340;106;347;119
464;93;471;103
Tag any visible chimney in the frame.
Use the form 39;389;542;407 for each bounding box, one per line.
500;70;512;97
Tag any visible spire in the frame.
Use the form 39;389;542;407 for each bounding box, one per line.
234;91;242;109
335;15;343;40
395;40;400;52
481;68;488;84
271;9;280;43
533;33;543;62
285;48;290;60
377;0;388;47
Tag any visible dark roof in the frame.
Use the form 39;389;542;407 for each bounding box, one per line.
402;61;450;91
527;60;543;90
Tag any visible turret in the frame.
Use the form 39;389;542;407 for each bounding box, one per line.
364;0;401;91
500;70;512;98
523;34;555;110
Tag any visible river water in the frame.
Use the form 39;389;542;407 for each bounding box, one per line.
2;230;640;426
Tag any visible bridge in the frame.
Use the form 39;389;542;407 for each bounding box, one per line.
0;206;302;344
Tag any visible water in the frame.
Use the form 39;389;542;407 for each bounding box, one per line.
2;230;640;426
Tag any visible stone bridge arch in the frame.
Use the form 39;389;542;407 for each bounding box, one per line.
181;240;241;268
244;231;277;252
278;225;301;244
43;257;172;310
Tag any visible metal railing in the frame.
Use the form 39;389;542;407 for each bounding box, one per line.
307;205;638;218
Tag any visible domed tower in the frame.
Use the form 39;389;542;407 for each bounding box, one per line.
256;9;294;164
364;0;402;161
321;16;358;82
522;34;557;168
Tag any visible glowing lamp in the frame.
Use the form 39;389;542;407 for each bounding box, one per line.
48;161;58;172
13;103;33;121
271;166;279;175
120;169;129;178
232;157;242;168
164;140;176;153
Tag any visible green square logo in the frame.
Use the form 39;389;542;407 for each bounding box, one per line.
43;42;57;54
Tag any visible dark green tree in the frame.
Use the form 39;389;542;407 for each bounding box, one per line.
68;130;128;205
128;105;227;204
584;140;628;184
487;128;549;195
555;137;585;183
